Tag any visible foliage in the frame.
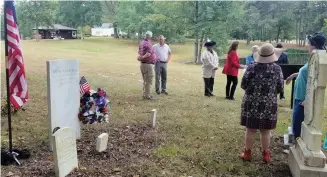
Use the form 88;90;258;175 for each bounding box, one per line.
322;19;327;37
15;1;58;38
3;0;327;60
57;1;102;28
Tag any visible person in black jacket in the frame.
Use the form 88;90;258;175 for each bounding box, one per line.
275;43;288;100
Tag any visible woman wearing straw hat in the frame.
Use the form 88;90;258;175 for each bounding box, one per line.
201;41;219;97
240;43;284;163
285;33;326;139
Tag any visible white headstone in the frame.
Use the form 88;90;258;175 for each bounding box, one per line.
96;133;109;152
151;109;157;128
52;127;78;177
289;50;327;176
47;59;81;150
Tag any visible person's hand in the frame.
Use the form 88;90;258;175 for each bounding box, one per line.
286;75;294;85
240;64;246;69
301;100;305;106
137;56;142;61
214;67;218;70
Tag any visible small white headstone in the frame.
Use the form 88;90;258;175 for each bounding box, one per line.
47;59;81;150
96;133;109;152
52;127;78;177
151;109;157;128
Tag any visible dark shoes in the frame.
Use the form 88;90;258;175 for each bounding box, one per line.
157;91;168;95
205;93;214;97
225;96;235;100
161;91;168;95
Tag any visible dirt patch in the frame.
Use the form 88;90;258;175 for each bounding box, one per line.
1;123;158;177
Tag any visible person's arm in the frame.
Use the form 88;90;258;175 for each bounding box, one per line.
241;65;251;90
230;52;241;68
167;46;172;63
245;55;250;65
201;52;215;69
139;42;152;61
286;73;299;84
277;67;284;94
215;54;219;69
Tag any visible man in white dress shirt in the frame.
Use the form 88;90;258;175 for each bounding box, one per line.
153;35;171;95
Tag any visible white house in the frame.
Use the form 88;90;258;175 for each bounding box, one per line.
91;27;114;36
91;23;126;37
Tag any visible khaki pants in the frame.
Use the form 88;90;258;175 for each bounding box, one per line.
140;63;154;98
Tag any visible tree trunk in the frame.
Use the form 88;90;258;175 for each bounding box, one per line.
295;21;298;45
246;36;251;45
302;33;306;47
127;30;131;39
194;36;199;63
276;25;281;43
298;14;303;47
81;29;84;40
113;22;119;38
197;32;205;64
194;1;200;63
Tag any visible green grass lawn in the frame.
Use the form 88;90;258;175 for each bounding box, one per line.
1;38;326;177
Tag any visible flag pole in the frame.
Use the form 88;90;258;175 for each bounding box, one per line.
4;0;20;166
4;0;13;154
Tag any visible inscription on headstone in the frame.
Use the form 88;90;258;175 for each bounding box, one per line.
47;59;81;150
52;127;78;177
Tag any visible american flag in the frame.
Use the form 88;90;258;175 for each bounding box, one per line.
80;76;91;94
5;1;28;109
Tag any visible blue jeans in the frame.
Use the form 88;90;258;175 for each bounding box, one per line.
292;99;305;138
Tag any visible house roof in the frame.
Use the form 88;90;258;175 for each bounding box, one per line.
33;24;77;30
93;23;113;28
101;23;113;28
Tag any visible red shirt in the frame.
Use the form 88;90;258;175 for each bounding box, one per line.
222;51;240;76
138;39;157;64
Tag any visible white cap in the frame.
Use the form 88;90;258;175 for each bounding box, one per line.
145;31;153;37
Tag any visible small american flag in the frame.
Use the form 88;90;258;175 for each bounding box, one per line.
80;76;90;94
5;1;28;109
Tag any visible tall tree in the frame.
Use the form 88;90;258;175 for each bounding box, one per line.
15;1;58;37
102;1;119;38
57;1;102;28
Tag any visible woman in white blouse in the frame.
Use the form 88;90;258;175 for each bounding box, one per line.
201;41;219;97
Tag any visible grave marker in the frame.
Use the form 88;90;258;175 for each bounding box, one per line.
151;109;157;128
47;59;80;150
96;133;109;152
52;127;78;177
289;50;327;176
